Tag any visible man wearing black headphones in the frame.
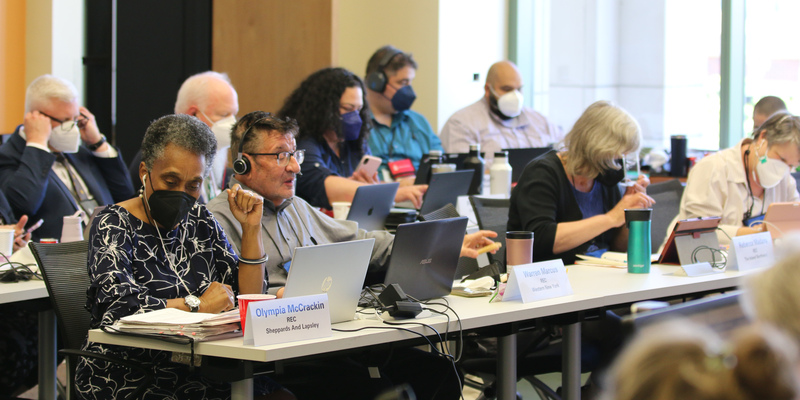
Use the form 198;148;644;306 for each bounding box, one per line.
365;45;443;179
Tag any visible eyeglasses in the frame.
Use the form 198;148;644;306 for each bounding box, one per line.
247;150;305;167
39;111;89;132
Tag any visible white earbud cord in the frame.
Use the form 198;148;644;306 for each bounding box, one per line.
141;174;193;297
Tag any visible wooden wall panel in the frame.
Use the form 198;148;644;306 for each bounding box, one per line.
212;0;334;116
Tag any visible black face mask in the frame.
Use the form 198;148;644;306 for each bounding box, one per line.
596;161;626;187
144;177;196;229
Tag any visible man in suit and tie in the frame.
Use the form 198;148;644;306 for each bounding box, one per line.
0;74;134;240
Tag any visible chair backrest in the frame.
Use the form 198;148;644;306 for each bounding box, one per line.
419;203;460;221
623;291;747;339
470;196;511;266
648;179;684;253
29;240;91;351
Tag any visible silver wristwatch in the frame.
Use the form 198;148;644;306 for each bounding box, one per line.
184;295;201;312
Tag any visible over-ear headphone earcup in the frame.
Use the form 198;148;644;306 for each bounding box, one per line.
366;71;387;92
233;157;250;175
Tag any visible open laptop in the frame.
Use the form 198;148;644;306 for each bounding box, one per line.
383;217;469;300
764;201;800;238
347;182;399;231
503;147;552;183
395;170;474;215
283;238;375;323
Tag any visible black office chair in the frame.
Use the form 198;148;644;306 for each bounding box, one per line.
624;291;747;339
29;241;151;400
419;203;460;221
647;179;684;253
469;196;511;267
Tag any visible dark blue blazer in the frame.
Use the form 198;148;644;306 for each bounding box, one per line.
0;127;135;240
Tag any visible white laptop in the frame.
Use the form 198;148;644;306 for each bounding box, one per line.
282;238;375;323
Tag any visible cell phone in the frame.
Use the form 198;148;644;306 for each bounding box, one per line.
355;155;383;177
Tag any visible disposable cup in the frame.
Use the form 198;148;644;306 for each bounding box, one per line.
331;202;352;220
0;229;14;257
237;294;276;333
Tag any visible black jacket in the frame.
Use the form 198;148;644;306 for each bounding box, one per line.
508;150;622;265
0;127;134;240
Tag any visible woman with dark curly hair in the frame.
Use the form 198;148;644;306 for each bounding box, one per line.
278;67;426;211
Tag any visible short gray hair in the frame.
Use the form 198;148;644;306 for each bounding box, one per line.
24;75;78;113
174;71;233;114
561;100;641;179
744;251;800;344
754;112;800;151
141;114;217;175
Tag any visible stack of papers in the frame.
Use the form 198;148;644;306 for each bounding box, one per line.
574;251;659;268
113;308;241;340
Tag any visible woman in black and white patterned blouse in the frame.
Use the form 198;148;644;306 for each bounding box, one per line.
76;114;294;399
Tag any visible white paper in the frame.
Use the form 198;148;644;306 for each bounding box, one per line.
727;232;774;271
244;293;332;346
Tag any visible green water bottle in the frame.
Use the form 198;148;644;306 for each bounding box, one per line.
625;209;652;274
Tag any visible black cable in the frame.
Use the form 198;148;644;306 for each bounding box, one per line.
691;245;727;269
424;302;464;362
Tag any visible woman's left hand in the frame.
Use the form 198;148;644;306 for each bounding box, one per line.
227;184;264;229
460;230;499;258
625;175;650;195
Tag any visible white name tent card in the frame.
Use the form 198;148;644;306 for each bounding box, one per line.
503;259;573;303
244;293;332;346
727;232;774;272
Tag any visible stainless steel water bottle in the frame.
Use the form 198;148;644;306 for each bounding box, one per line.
625;209;652;274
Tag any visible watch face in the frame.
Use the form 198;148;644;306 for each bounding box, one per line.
185;295;201;311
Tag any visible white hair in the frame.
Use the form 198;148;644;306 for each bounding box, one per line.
24;75;79;113
174;71;233;114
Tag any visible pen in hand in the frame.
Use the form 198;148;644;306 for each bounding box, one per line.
16;218;43;239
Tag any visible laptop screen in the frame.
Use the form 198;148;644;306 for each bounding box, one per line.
383;217;469;300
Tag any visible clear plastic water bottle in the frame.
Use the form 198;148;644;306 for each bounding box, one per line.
490;151;512;196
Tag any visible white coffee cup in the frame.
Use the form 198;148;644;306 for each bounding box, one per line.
0;228;14;256
331;202;352;220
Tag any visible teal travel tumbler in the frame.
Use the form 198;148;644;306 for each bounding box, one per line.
625;209;652;274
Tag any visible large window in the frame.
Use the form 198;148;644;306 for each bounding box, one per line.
744;0;800;132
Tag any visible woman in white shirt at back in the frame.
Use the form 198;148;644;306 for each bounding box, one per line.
668;112;800;246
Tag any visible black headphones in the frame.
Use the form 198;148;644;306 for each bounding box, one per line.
232;114;271;175
365;49;403;93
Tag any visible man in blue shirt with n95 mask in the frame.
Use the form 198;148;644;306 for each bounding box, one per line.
364;45;443;180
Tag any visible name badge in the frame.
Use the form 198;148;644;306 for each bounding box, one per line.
726;231;774;272
244;293;332;346
503;259;573;303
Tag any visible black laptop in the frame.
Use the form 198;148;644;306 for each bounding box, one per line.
383;217;469;300
503;147;552;183
419;170;473;215
395;170;474;215
346;182;399;231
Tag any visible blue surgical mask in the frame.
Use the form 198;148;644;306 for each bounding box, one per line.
391;85;417;112
341;111;362;141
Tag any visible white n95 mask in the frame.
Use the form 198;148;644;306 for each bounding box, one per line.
754;141;790;189
202;112;236;150
49;124;81;153
490;87;524;119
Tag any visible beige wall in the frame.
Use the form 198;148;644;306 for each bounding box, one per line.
334;0;440;129
0;0;26;132
335;0;508;133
